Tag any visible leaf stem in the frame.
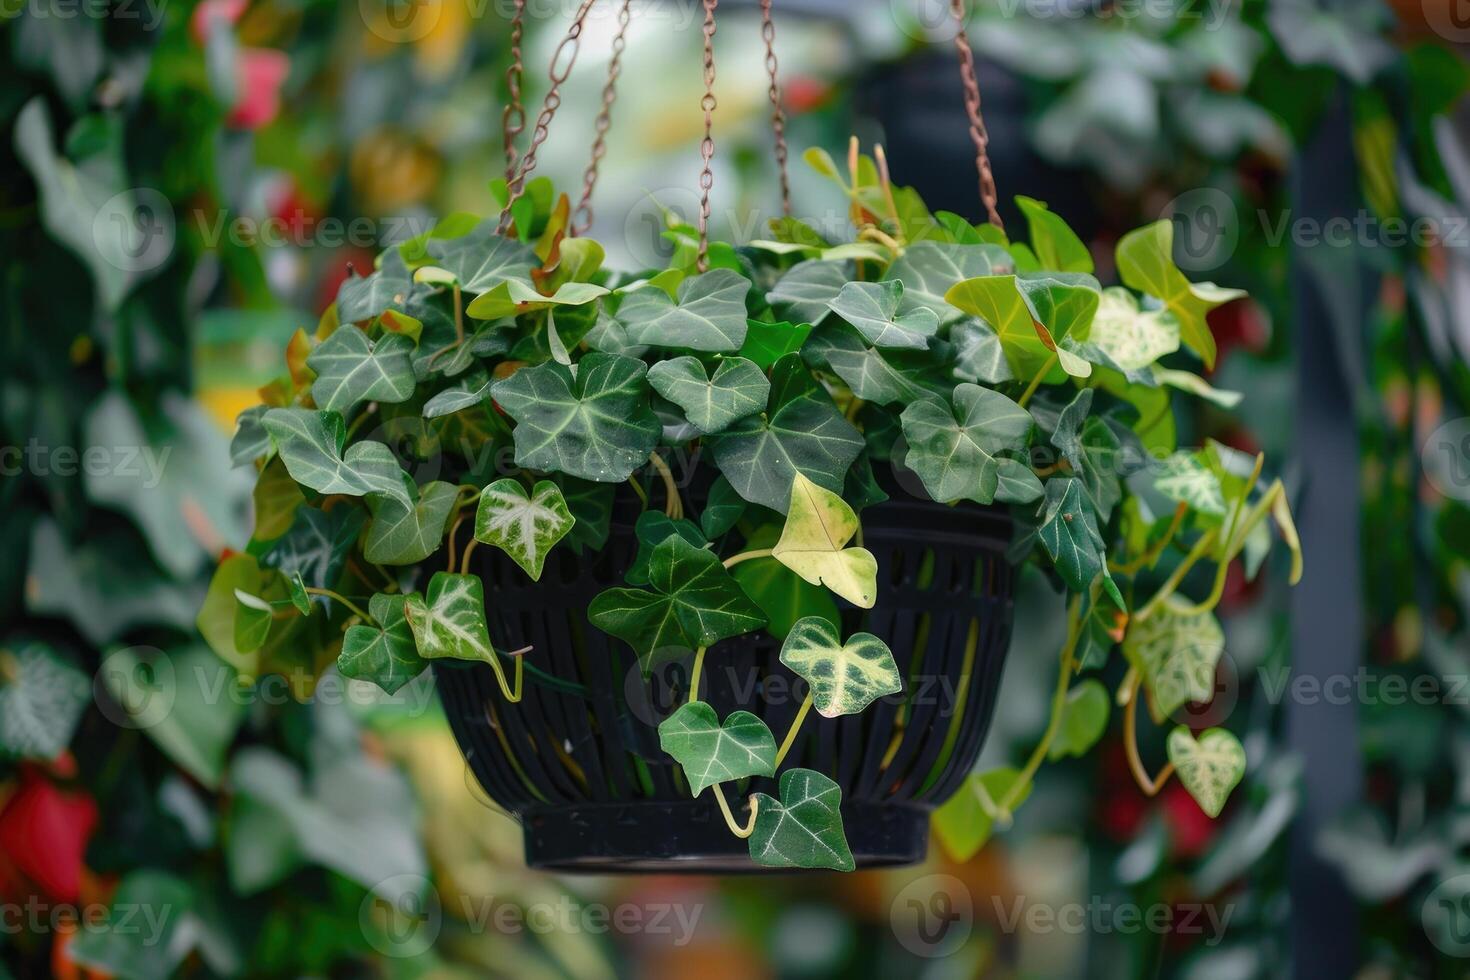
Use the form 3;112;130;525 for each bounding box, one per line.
453;283;464;346
996;595;1081;813
774;690;814;769
1110;502;1188;576
1132;528;1218;624
722;548;774;569
303;587;374;625
459;537;482;576
1121;668;1174;796
648;451;683;520
712;783;759;838
1017;353;1058;408
688;646;707;705
486;645;526;703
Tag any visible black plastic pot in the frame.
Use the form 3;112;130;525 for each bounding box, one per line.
434;481;1016;873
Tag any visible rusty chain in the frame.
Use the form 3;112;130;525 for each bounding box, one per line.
759;0;790;217
696;0;719;272
950;0;1004;231
500;0;527;184
572;0;633;236
498;0;599;235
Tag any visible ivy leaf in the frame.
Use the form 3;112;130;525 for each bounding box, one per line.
932;768;1031;862
0;644;90;760
251;457;304;542
1155;451;1227;517
233;590;274;653
1083;287;1180;372
1016;195;1093;273
944;275;1054;377
779;616;901;717
826;280;938;350
336;250;415;322
364;480;459;566
306;325;416;414
262;409;411;505
473;479;575;580
951;318;1015;384
771;473;878;608
1017;274;1102;377
707;354;863;512
995;458;1044;504
1124;598;1225;722
466;278;610;320
490;353;660;482
626;512;707;587
1115;220;1246;369
588;535;766;665
402;572;497;665
730;533;840;640
260;504;367;599
804;323;948;406
767;259;850;325
1039;477;1120;604
422;368;494;419
700;475;747;539
1166;726;1246;818
617;269;751;351
748;769;854;872
1050;387;1094;471
424;221;538;292
899;384;1032;505
552;474;616;554
1047;679;1110;759
231;405;271;467
657;702;777;797
339;594;425;694
886;241;1014;323
739;318;813;369
647;356;769;434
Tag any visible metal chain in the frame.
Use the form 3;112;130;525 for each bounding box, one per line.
498;0;599;234
572;0;633;236
949;0;1004;231
759;0;790;217
696;0;719;272
500;0;527;184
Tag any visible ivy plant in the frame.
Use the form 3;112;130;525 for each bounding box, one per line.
216;144;1303;870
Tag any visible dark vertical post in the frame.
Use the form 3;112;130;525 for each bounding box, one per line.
1286;84;1366;977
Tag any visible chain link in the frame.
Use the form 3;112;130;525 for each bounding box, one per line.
759;0;790;217
500;0;527;184
696;0;719;273
950;0;1004;231
498;0;599;235
572;0;633;236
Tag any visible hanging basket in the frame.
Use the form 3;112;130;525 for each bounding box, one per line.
435;478;1016;872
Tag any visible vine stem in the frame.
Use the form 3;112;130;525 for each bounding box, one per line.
1168;454;1266;617
1132;527;1218;624
1121;668;1174;795
774;690;814;769
722;548;773;569
648;451;683;520
688;646;707;705
1016;353;1057;408
995;595;1081;813
712;784;759;838
459;538;482;576
1110;502;1188;576
304;587;374;625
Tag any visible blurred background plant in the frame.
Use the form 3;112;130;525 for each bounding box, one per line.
2;0;1466;976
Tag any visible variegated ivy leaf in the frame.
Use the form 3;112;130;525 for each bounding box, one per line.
1039;477;1122;606
749;769;854;872
779;616;901;717
261;409;412;506
1152;367;1242;409
364;480;459;565
473;479;575;581
886;241;1014;324
490;353;660;483
587;535;766;665
1166;726;1246;818
899;384;1032;505
306;324;416;414
1124;597;1225;721
706;354;864;513
771;473;878;609
0;644;91;760
1116;220;1246;370
1084;287;1181;372
336;249;415;323
233;589;274;653
339;593;426;695
767;259;850;325
424;221;538;293
826;280;938;350
657;702;777;797
402;572;497;665
617;268;751;352
646;355;769;434
465;278;610;320
1154;452;1227;517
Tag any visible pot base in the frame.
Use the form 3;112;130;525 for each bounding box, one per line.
522;799;930;874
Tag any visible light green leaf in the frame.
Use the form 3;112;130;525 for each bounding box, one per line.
647;356;769;434
899;384;1032;505
0;644;90;760
1084;287;1181;372
887;241;1014;323
1016;195;1093;273
307;325;416;413
933;768;1031;861
944;275;1053;377
1116;220;1246;369
490;353;660;482
473;479;575;580
749;769;854;872
465;277;610;319
707;354;863;513
1153;367;1242;408
779;616;901;717
826;280;938;350
739;318;813;368
767;259;850;325
658;702;777;797
425;221;538;292
1125;598;1225;721
1166;726;1246;818
771;473;878;608
233;589;274;653
618;268;751;351
1154;452;1227;517
364;480;459;565
262;409;411;505
403;572;497;665
1048;679;1110;760
339;593;426;694
1016;273;1101;377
